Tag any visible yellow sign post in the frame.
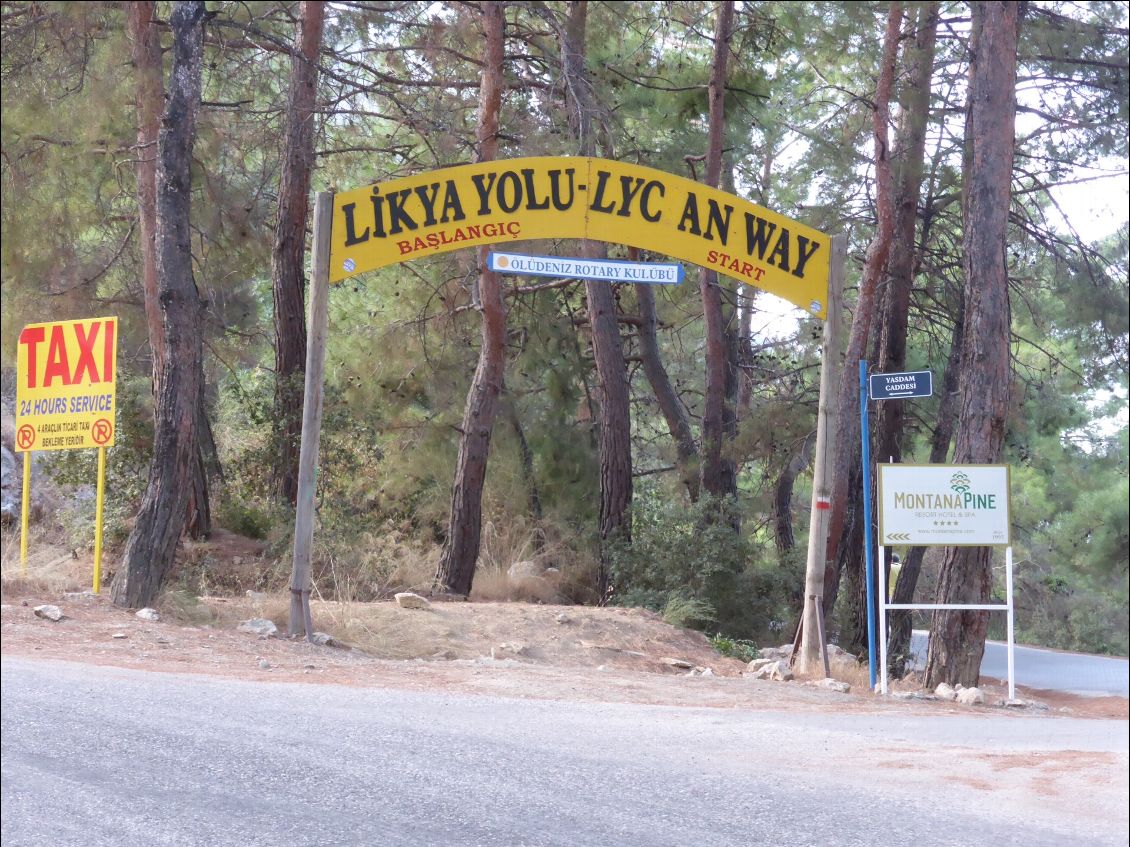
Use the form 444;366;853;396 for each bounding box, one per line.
329;156;832;317
14;316;118;592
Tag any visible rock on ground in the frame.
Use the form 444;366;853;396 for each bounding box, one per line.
33;605;64;622
237;618;279;638
507;561;543;583
395;592;431;610
748;659;793;682
135;608;160;622
957;686;985;706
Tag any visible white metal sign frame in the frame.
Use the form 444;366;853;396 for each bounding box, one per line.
877;464;1015;700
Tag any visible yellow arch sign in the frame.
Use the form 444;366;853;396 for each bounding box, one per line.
330;157;831;318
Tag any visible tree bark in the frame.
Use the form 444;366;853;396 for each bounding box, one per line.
127;0;163;381
504;389;543;526
112;0;207;608
773;432;815;555
874;2;940;469
840;2;939;655
433;1;506;597
272;0;324;504
632;249;699;501
821;3;902;618
888;294;964;675
925;1;1019;689
698;0;738;506
556;1;632;595
736;289;754;418
128;0;213;543
877;1;943;672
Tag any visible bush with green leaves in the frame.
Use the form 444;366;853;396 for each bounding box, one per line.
607;486;799;641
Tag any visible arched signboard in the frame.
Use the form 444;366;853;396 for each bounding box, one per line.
290;161;842;641
330;156;831;318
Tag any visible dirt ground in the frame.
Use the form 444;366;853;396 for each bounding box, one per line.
2;583;1126;720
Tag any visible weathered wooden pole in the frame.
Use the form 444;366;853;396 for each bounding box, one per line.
797;233;846;677
289;190;332;639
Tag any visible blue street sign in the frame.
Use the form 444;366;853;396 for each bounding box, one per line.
868;369;933;401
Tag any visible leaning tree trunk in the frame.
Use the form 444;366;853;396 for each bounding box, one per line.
874;2;939;470
698;0;738;508
112;0;207;608
433;1;506;597
925;1;1019;689
272;0;324;504
633;247;699;502
773;432;815;555
839;2;938;655
821;3;901;619
870;6;940;655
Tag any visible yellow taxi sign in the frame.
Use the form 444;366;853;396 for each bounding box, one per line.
15;316;118;452
329;157;831;318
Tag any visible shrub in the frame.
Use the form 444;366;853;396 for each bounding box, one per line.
216;496;274;540
607;487;798;641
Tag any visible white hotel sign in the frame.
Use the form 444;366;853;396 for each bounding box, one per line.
878;464;1011;546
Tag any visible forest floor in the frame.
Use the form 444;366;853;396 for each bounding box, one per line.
1;547;1125;721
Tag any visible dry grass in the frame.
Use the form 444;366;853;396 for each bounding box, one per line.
0;528;94;597
311;599;457;658
470;517;599;604
313;526;439;602
828;656;876;691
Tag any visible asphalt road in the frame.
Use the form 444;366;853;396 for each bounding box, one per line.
3;656;1127;847
909;631;1130;697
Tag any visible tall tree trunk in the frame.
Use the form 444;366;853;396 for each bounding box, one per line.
633;250;699;501
433;1;506;597
821;4;902;618
698;0;737;507
127;0;163;382
874;2;939;469
888;294;964;675
556;0;632;595
869;1;941;672
925;2;1019;689
112;0;207;608
129;0;213;541
736;290;754;418
272;0;325;504
839;2;939;654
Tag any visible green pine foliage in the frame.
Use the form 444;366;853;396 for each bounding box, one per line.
1;1;1126;652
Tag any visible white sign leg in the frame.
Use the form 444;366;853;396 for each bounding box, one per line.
1006;546;1015;701
879;545;888;694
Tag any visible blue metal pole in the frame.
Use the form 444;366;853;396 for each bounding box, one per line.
860;359;878;691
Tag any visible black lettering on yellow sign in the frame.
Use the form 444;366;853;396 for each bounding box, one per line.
330;157;831;317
